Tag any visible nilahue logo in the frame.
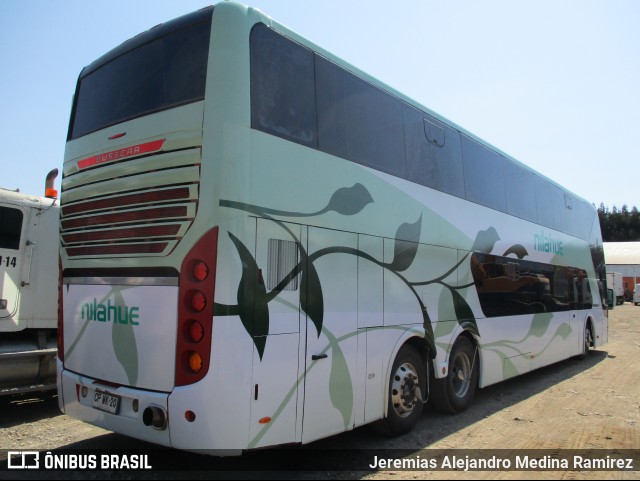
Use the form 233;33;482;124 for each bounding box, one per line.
534;231;564;256
81;299;140;325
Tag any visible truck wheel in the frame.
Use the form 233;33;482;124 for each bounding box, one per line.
374;344;426;436
430;336;478;414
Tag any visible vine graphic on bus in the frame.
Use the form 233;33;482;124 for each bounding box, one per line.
214;183;528;361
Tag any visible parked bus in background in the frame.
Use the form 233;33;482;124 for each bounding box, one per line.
1;169;59;395
57;2;608;454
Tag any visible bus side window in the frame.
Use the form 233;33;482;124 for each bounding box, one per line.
0;206;23;250
504;162;537;223
461;135;507;213
404;107;465;198
250;24;317;149
315;55;406;178
267;239;299;291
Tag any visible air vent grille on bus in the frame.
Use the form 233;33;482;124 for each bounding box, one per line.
60;147;200;258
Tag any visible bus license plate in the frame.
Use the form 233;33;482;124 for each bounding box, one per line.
93;390;121;414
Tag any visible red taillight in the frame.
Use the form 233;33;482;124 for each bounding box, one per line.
193;260;209;282
58;256;64;362
175;227;218;386
189;290;206;313
187;320;204;343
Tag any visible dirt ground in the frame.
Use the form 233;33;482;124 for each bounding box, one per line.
1;305;639;479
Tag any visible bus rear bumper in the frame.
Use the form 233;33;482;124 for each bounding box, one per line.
58;364;172;448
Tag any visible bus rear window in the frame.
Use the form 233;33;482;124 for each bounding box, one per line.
68;15;211;140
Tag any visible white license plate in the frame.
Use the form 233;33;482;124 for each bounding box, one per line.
92;390;121;414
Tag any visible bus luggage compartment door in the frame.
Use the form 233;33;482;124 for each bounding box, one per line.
62;282;179;392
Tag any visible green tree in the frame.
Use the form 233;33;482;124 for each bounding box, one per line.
597;203;640;241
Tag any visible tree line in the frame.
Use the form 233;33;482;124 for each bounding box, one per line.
597;204;640;242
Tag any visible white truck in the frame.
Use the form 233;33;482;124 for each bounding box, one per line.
0;169;59;395
606;271;625;306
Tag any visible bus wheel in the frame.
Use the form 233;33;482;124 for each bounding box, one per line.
430;336;478;414
577;322;593;360
374;344;426;436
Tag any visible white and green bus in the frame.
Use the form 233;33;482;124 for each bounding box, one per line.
58;2;608;453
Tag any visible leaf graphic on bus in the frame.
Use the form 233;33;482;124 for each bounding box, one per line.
472;227;500;254
502;355;520;379
503;244;529;259
436;289;457;337
526;313;553;339
449;288;479;337
386;215;422;272
321;183;374;216
229;233;270;360
421;305;437;357
112;289;138;386
301;259;324;338
326;330;353;430
554;323;572;341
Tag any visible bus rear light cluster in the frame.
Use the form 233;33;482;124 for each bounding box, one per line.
175;227;218;386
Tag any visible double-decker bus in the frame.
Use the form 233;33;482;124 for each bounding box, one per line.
57;2;608;453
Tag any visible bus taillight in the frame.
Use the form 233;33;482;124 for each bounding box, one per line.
187;320;204;343
175;227;218;386
189;290;206;312
187;352;203;373
193;260;209;282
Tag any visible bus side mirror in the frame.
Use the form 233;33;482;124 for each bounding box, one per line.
607;289;614;309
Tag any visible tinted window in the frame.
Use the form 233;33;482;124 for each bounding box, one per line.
576;200;596;241
316;56;405;177
69;16;211;140
535;179;565;232
404;108;465;197
462;136;507;212
504;162;537;222
0;207;23;250
245;26;594;243
563;193;581;238
250;24;317;148
471;253;592;317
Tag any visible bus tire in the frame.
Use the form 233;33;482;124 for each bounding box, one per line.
430;336;478;414
373;344;426;436
576;321;593;360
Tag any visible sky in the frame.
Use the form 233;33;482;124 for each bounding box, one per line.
1;0;638;209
